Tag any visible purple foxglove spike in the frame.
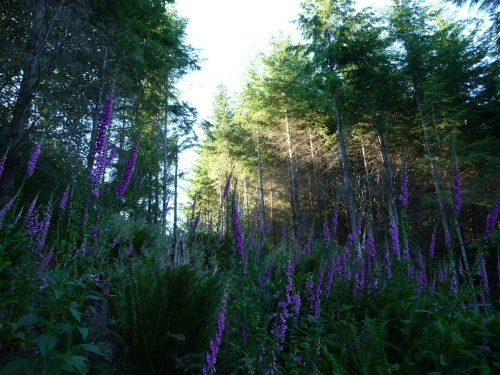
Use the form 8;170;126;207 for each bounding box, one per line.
36;207;51;251
453;167;461;215
193;212;201;232
332;203;339;238
399;164;409;207
59;189;69;210
232;200;245;261
429;229;436;258
0;194;17;223
203;296;227;375
323;222;331;248
126;246;134;256
111;235;121;249
27;144;41;177
0;151;6;180
485;197;500;242
389;217;400;261
385;247;392;278
116;142;139;197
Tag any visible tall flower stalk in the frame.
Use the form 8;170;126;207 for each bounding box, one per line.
116;141;139;198
27;144;41;177
202;296;228;375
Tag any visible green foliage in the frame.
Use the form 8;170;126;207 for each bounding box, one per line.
114;265;222;374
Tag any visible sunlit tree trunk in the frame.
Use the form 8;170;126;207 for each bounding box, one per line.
376;128;399;226
257;132;266;246
285;109;303;242
333;93;357;235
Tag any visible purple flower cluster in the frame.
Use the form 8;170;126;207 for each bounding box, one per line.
202;296;227;375
477;257;489;296
389;217;400;261
429;229;436;258
36;207;51;252
111;234;121;249
89;97;113;197
485;197;500;242
332;203;339;238
0;194;17;225
272;263;294;352
0;151;6;180
59;189;69;210
27;144;41;177
385;247;392;278
116;141;139;198
453;167;461;215
323;222;331;249
304;227;314;256
193;212;201;232
399;164;408;207
310;268;324;319
347;217;363;250
232;200;245;262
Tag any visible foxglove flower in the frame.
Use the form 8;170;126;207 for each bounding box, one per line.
429;229;436;258
0;151;6;180
27;144;41;177
323;222;331;249
59;189;69;210
477;257;489;296
126;245;134;256
202;296;227;375
389;217;400;261
41;248;53;271
305;227;314;257
36;207;51;252
385;247;392;278
111;234;121;249
453;167;461;215
116;142;139;197
89;96;113;197
332;203;339;238
193;212;200;232
485;197;500;242
311;268;324;319
232;201;245;260
0;194;17;224
399;164;408;207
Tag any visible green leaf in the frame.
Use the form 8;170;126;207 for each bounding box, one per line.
32;334;57;357
0;359;35;375
68;307;81;322
77;326;89;340
62;355;88;375
75;343;106;357
12;313;45;332
53;322;73;335
53;288;63;300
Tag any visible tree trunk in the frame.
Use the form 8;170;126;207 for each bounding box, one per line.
172;144;179;245
376;128;399;226
360;139;375;219
412;75;452;253
309;127;323;231
257;132;266;246
285;110;303;242
162;80;169;227
333;93;357;235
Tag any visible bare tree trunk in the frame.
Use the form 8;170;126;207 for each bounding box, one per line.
172;144;179;246
412;76;452;253
376;128;399;226
309;127;323;231
162;82;169;227
285;110;303;242
257;132;266;246
333;93;357;235
360;139;375;219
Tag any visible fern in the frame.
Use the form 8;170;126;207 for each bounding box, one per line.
115;265;222;374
